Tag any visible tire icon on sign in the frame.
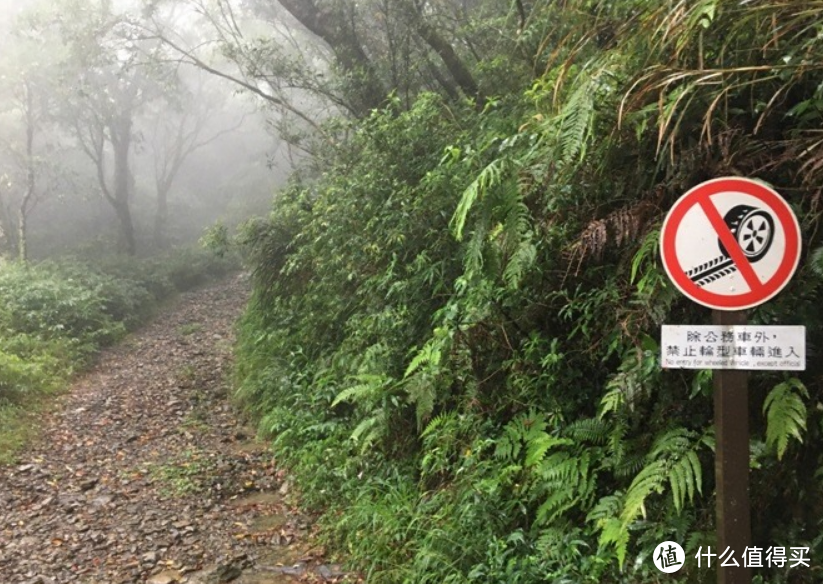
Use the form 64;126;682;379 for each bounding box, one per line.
720;205;775;262
687;205;776;286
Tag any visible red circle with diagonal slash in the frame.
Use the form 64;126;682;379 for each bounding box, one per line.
660;177;801;310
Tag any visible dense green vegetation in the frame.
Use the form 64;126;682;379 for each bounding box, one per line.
233;2;823;582
0;249;237;461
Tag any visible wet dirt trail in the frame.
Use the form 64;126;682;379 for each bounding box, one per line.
0;276;343;584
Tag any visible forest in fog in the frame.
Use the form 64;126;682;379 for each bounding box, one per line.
0;0;282;258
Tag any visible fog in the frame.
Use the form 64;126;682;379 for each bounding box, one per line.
0;0;301;259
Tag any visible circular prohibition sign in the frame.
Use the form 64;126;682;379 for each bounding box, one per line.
660;177;802;311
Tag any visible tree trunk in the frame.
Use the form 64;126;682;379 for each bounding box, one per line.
403;1;483;107
19;79;35;263
111;115;136;255
154;184;169;248
0;199;14;259
113;199;136;255
277;0;386;114
17;208;27;263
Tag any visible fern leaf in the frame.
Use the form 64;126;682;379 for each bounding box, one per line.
534;452;592;525
763;378;809;460
536;489;577;525
557;77;595;165
422;411;457;439
621;459;667;524
598;517;630;569
587;493;623;523
599;386;624;418
331;374;389;407
404;338;443;377
668;450;701;513
495;411;548;461
811;245;823;277
650;428;692;459
502;239;537;290
350;414;382;451
566;417;609;444
451;158;508;240
525;435;573;467
500;198;536;289
670;459;684;514
406;377;437;429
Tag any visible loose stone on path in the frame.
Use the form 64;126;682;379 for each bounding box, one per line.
0;276;345;584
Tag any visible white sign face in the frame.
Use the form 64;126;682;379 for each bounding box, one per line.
661;325;805;371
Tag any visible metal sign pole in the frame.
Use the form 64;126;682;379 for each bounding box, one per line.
713;309;751;584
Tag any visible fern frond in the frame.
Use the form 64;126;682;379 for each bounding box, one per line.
332;373;391;407
599;386;625;418
404;336;444;377
535;451;581;482
811;245;823;278
422;411;458;439
536;488;578;525
464;222;486;279
607;416;628;465
499;197;536;289
350;413;385;453
650;427;693;459
502;239;537;290
526;435;573;467
669;450;702;513
612;451;644;478
587;493;623;524
598;517;630;568
495;418;523;460
494;411;548;461
763;378;809;460
451;157;509;241
535;452;592;525
621;459;667;524
556;75;596;165
406;377;437;429
565;417;609;445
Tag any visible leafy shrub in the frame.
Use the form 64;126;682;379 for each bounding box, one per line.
0;264;125;346
0;246;240;454
0;348;61;397
234;2;823;582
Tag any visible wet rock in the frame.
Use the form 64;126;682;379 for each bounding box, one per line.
22;576;56;584
316;564;345;581
198;563;243;583
147;570;182;584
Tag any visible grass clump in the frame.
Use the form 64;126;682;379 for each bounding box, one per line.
178;323;203;336
149;449;214;497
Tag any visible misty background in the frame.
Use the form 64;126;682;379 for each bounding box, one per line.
0;0;299;260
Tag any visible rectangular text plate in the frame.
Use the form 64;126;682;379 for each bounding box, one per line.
661;325;805;371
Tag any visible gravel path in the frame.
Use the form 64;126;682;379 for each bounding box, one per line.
0;276;341;584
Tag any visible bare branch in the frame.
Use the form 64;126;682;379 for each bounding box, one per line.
139;25;324;135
